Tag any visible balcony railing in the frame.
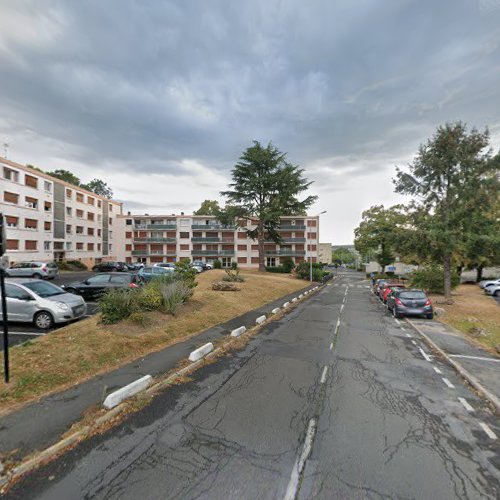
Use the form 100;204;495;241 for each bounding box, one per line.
132;250;177;256
191;224;236;230
278;225;306;230
264;250;306;256
133;237;177;243
191;250;235;256
134;224;177;230
266;238;306;243
191;237;235;243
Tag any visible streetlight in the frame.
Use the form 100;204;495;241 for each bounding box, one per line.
310;211;327;283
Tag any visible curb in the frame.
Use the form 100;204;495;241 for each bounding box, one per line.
103;375;153;410
406;319;500;413
188;342;214;362
255;315;266;325
230;326;246;337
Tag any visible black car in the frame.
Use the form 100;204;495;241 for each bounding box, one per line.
62;273;141;300
386;289;433;319
92;261;127;273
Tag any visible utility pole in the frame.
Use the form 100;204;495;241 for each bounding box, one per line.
310;211;327;283
0;213;9;383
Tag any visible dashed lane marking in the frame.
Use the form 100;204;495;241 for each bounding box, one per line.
329;342;333;351
458;397;474;412
320;366;328;384
340;304;344;313
418;347;432;362
405;333;412;338
433;366;442;374
479;422;498;440
394;318;401;325
411;340;417;346
442;377;455;389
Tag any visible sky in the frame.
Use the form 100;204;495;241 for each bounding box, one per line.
1;0;499;244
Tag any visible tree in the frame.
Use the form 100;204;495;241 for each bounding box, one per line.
46;169;81;186
82;179;114;199
220;141;317;271
332;247;356;266
393;122;495;301
354;205;407;272
193;200;220;216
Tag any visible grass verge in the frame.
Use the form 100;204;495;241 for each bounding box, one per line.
429;284;500;353
0;270;308;412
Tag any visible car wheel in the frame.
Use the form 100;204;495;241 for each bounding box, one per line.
494;291;499;297
34;311;54;330
426;313;434;320
33;273;43;279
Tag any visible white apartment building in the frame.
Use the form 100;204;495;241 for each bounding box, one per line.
0;157;122;266
115;213;320;268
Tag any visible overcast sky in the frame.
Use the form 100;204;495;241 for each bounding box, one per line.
1;0;499;244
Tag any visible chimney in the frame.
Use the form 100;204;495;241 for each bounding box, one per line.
181;212;184;215
127;211;131;215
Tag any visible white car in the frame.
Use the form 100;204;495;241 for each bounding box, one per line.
479;278;500;289
191;265;203;273
485;284;500;297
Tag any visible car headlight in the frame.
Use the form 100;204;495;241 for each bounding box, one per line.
55;302;70;311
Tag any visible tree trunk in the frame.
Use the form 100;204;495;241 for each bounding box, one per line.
476;266;483;283
258;224;265;272
443;253;452;302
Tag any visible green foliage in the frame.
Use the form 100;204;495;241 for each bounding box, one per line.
294;261;325;281
331;247;356;265
193;199;221;215
230;262;238;270
138;287;163;311
174;260;198;289
222;269;245;282
99;289;138;324
213;260;222;269
81;179;113;199
265;266;289;273
128;311;152;327
46;169;81;186
58;260;88;271
159;281;192;315
409;265;460;294
219;141;317;270
281;257;295;272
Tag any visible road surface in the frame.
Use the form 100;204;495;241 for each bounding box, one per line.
5;271;499;499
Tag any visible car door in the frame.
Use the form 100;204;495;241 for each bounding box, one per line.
109;274;130;289
0;284;36;322
82;274;112;299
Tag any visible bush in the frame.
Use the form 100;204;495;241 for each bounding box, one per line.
160;281;192;315
213;260;222;269
99;289;138;324
409;265;460;294
58;260;88;271
294;262;325;281
128;311;153;327
281;257;295;273
138;286;163;311
231;262;238;270
174;260;198;289
222;269;245;282
265;266;289;273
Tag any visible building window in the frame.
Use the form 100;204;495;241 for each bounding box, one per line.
87;212;95;221
126;219;132;225
25;174;38;189
4;191;19;204
44;181;52;192
44;201;52;212
87;196;95;206
180;244;189;250
125;231;132;238
66;225;72;234
65;242;72;250
97;200;102;208
3;167;19;183
6;239;19;250
66;207;72;217
109;217;112;225
180;218;190;226
251;244;259;251
237;257;248;264
109;204;113;212
25;218;38;230
76;226;84;234
87;243;94;251
76;242;84;250
221;257;232;268
88;227;94;236
97;243;101;251
97;214;102;222
108;243;112;252
237;244;247;251
266;257;277;267
97;229;102;237
25;240;38;251
25;196;38;209
66;189;72;199
76;209;84;218
5;216;18;228
307;232;317;239
44;221;51;231
44;241;51;251
76;192;84;203
125;244;132;251
180;232;189;239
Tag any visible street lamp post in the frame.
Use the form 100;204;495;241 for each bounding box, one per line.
309;211;327;284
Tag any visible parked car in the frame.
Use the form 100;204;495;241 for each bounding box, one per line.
386;289;433;319
92;261;128;273
153;263;176;269
191;264;203;273
192;260;210;271
62;273;141;300
374;279;390;297
138;266;174;282
381;283;406;303
0;279;86;329
5;261;59;280
126;262;144;271
479;278;500;289
485;284;500;297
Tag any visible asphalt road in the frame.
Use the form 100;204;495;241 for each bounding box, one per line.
4;271;499;499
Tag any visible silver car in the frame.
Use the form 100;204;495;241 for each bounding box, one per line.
0;279;87;329
6;261;59;280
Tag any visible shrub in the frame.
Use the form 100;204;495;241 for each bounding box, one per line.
138;286;163;311
409;265;460;294
213;260;222;269
231;262;238;270
58;260;88;271
99;289;138;324
265;266;288;273
128;311;152;327
222;269;245;282
175;260;198;289
281;257;295;273
160;281;192;315
294;262;324;280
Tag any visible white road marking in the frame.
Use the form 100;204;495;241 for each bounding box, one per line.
394;318;401;325
335;318;340;334
340;304;344;313
405;333;412;338
10;331;46;336
284;418;317;500
401;327;407;331
479;422;498;440
442;377;455;389
458;397;474;412
329;342;333;351
449;354;500;363
418;347;432;362
433;367;442;374
411;340;417;346
320;366;328;384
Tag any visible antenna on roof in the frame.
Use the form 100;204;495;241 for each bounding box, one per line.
2;141;8;159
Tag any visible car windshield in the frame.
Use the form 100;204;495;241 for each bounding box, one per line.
399;291;427;300
23;281;66;298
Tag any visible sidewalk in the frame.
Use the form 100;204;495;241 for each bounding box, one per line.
0;284;317;461
408;318;500;411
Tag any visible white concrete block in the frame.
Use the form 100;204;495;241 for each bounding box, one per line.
103;375;153;410
188;342;214;362
271;308;280;314
230;326;246;337
255;315;266;324
299;294;304;298
291;297;298;303
283;302;290;308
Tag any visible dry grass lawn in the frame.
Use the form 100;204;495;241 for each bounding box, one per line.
0;270;308;413
429;284;500;353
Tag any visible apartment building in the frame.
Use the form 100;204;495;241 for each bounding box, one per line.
115;213;319;268
0;157;122;266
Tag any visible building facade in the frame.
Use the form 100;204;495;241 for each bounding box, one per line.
1;158;122;266
115;213;320;268
318;243;332;264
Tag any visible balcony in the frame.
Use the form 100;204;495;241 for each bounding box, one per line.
264;250;306;256
133;237;177;243
266;237;306;243
134;223;177;230
191;250;235;256
191;237;235;243
278;225;306;230
191;224;236;230
132;250;176;256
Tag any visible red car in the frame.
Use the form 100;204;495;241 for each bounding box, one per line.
381;283;405;303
